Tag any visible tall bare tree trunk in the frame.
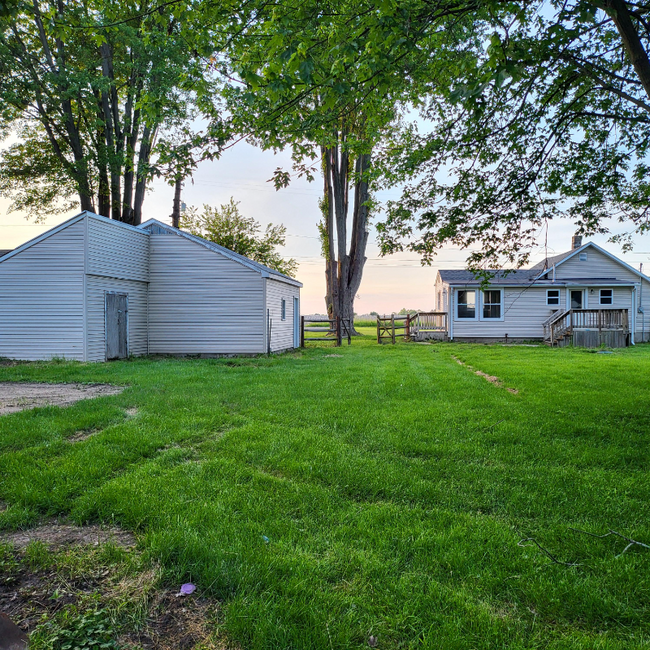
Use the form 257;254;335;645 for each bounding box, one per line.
171;176;183;228
321;138;371;334
132;123;157;225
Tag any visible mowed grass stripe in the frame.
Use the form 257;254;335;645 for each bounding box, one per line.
0;339;649;648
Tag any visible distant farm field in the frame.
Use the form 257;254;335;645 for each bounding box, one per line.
1;339;649;649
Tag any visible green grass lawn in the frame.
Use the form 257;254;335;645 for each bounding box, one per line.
1;337;650;649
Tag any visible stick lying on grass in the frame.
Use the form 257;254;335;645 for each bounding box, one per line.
519;529;649;567
517;538;581;567
569;528;650;557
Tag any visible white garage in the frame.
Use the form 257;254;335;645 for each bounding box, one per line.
0;212;301;361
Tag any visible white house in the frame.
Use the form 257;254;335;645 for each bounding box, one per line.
0;211;301;361
432;236;650;346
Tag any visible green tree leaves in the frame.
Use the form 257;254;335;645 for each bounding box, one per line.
181;198;298;277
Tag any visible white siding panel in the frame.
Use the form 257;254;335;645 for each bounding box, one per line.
636;279;650;342
87;216;149;282
0;220;85;360
452;287;566;339
556;248;639;282
148;234;266;354
85;275;149;362
266;278;300;352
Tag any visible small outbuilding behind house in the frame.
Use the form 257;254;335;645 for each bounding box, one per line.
0;212;301;361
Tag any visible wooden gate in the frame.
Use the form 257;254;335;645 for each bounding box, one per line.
376;314;414;344
300;316;352;347
105;292;128;360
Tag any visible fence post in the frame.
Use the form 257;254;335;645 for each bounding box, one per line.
300;316;305;348
391;314;395;344
346;319;351;345
336;316;342;347
405;314;410;341
376;316;381;344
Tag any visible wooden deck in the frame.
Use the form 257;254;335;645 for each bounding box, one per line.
543;309;630;348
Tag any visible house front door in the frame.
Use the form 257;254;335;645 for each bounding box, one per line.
105;292;128;360
570;290;583;310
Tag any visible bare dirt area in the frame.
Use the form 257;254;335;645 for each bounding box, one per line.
0;382;123;415
0;524;228;649
120;590;225;650
452;356;519;394
0;523;136;550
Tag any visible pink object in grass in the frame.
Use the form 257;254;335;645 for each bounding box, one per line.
180;583;196;595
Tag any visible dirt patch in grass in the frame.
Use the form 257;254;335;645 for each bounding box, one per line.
0;523;136;550
452;356;519;394
120;590;224;650
0;382;124;415
0;536;228;649
67;428;102;443
124;407;139;417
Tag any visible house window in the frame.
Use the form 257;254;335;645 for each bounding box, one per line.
482;290;502;319
281;299;286;320
437;291;441;311
579;252;588;261
600;289;613;305
456;290;476;319
547;289;560;306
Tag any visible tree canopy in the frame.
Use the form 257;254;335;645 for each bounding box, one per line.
181;198;298;277
0;0;226;223
373;0;650;267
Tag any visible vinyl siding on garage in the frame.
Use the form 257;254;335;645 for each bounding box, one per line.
266;278;300;352
0;219;86;360
84;214;150;361
87;215;149;282
85;275;149;362
148;233;266;354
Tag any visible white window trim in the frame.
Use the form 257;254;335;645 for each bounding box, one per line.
479;288;505;322
567;288;587;310
455;288;478;321
599;288;614;306
546;288;561;306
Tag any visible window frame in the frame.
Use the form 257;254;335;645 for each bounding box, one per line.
599;289;613;306
455;289;478;321
480;288;504;321
546;289;561;306
281;298;286;321
579;252;588;262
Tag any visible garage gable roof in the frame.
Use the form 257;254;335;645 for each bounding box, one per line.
0;211;147;265
139;219;302;287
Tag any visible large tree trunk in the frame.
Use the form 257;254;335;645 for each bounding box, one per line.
603;0;650;101
133;123;157;225
100;42;122;222
321;139;371;334
171;176;183;228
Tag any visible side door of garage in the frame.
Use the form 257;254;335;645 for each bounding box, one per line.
105;292;128;360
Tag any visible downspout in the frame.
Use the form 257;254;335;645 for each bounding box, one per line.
448;287;454;341
639;279;645;342
631;286;637;346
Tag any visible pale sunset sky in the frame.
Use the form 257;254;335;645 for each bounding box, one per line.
2;142;650;315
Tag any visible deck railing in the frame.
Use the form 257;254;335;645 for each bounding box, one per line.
544;308;629;345
411;311;447;334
